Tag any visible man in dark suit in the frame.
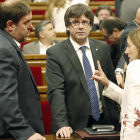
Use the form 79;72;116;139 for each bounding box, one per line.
0;1;45;140
46;4;120;138
22;20;57;54
100;17;137;87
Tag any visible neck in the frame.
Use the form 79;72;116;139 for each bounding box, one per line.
40;39;53;47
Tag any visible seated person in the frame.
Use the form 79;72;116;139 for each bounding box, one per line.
22;20;58;54
92;5;113;31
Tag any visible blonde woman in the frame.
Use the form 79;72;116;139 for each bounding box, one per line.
45;0;89;32
91;28;140;140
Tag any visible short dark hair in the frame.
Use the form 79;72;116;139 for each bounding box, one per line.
64;4;94;36
95;5;113;17
35;20;52;39
0;0;31;29
100;17;126;34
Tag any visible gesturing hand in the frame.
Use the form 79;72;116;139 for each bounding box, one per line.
90;61;110;87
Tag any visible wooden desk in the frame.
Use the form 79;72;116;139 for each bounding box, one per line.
0;133;120;140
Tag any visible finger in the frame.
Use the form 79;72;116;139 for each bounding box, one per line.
69;128;73;134
92;74;101;81
60;129;64;137
56;130;59;137
97;61;103;72
64;128;71;137
63;128;69;137
90;71;100;80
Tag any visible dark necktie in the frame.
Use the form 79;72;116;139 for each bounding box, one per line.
80;46;100;121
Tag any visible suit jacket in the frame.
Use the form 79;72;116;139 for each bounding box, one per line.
22;40;59;54
46;38;120;134
0;29;44;139
110;22;137;69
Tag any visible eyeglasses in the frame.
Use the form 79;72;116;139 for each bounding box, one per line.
70;21;90;27
133;19;139;27
104;33;109;40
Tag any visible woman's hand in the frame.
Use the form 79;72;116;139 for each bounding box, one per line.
90;61;110;87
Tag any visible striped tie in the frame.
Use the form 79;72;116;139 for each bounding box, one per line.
80;46;100;121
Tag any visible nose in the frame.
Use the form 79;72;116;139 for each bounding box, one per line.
79;22;84;28
125;47;129;55
28;21;33;30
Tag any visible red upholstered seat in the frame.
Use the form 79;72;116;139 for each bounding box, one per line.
20;42;31;51
32;10;46;15
30;66;43;86
41;101;52;135
0;0;5;2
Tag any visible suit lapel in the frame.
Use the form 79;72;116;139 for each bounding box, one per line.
89;39;100;71
65;38;89;96
0;30;37;89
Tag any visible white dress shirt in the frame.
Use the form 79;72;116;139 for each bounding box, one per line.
39;41;55;54
70;37;103;113
103;59;140;140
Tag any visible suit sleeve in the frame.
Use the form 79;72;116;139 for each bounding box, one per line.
0;48;35;140
46;49;69;133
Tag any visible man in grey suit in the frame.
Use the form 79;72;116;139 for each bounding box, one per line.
22;20;57;54
100;17;137;87
0;1;45;140
46;4;120;138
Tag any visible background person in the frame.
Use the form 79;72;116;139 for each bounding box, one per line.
100;17;137;87
0;0;45;139
45;0;89;32
46;3;120;138
22;20;57;54
93;5;113;30
91;28;140;140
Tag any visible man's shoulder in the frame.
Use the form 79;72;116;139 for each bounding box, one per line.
23;41;39;48
124;22;137;34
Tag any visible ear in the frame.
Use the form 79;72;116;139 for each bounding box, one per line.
6;20;15;32
39;31;44;39
90;25;92;31
66;26;70;31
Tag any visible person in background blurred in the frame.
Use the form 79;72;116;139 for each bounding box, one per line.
22;20;58;54
91;28;140;140
93;5;113;31
45;0;89;32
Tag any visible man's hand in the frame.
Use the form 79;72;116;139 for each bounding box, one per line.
116;74;123;87
27;133;46;140
56;127;73;137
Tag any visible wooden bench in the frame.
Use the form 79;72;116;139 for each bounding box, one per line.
25;31;105;42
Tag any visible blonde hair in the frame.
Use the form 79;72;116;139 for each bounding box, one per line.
127;28;140;59
45;0;72;21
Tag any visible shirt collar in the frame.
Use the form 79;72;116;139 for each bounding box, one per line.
39;41;55;48
70;37;90;51
13;38;20;48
